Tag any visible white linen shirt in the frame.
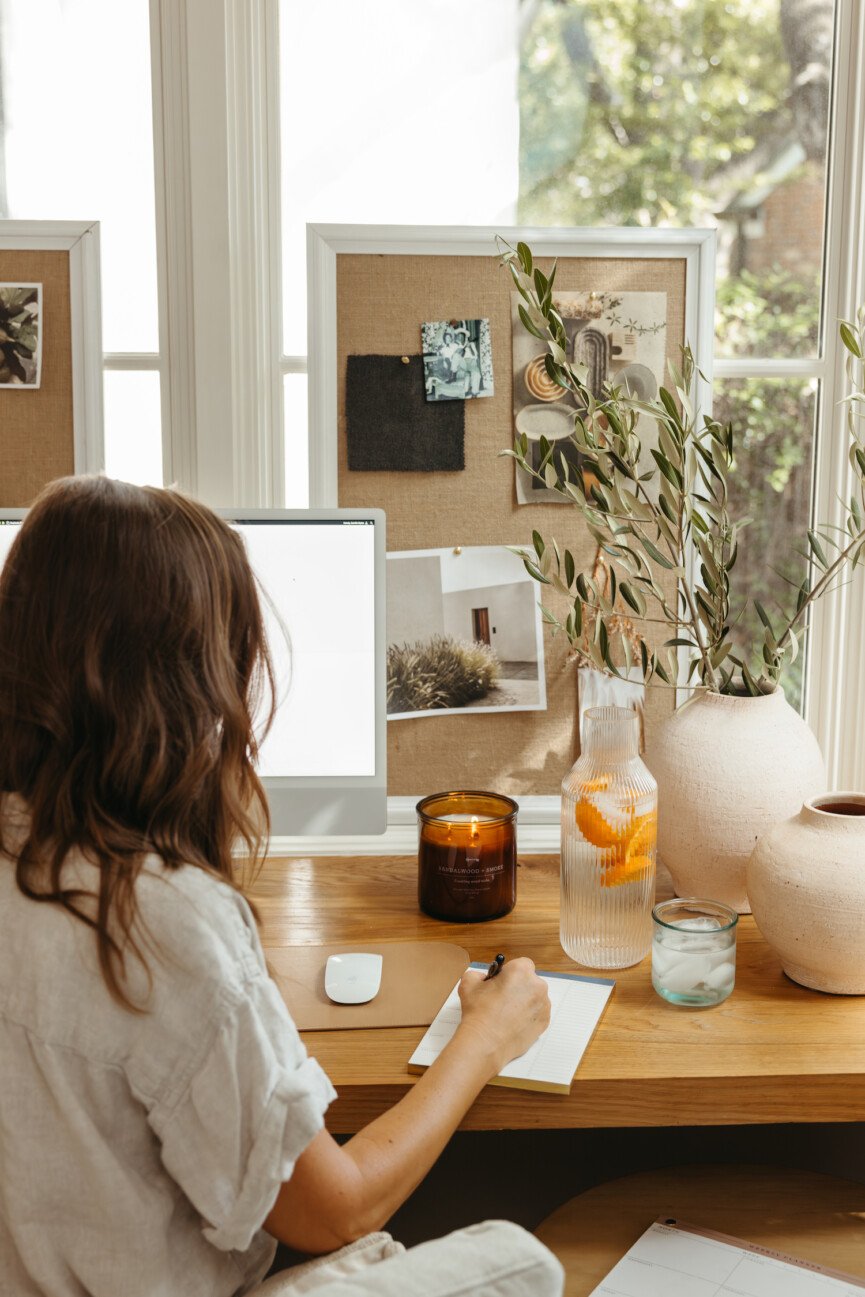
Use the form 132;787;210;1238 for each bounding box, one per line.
0;831;336;1297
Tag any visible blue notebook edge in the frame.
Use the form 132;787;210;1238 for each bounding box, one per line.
469;961;616;988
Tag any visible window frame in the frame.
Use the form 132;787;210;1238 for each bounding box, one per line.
804;0;865;791
147;0;865;847
149;0;284;508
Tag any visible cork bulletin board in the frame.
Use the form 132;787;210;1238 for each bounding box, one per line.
308;226;716;799
0;222;103;506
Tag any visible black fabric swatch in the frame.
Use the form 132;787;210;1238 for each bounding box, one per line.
346;354;465;471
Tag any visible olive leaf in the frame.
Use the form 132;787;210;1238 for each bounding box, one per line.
499;238;865;697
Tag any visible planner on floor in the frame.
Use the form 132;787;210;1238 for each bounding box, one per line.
407;962;615;1094
590;1218;865;1296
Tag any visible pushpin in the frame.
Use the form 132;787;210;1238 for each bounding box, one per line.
401;356;410;364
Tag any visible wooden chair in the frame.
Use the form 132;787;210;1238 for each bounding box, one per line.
535;1163;865;1296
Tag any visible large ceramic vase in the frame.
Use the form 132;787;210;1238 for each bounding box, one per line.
747;794;865;993
644;689;825;913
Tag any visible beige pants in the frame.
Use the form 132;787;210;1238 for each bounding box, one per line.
251;1220;563;1296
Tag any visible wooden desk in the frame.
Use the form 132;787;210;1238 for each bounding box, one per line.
253;854;865;1134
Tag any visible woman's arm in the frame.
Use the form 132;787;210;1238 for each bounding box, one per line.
263;958;550;1254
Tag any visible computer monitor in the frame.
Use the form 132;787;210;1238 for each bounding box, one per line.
0;505;387;837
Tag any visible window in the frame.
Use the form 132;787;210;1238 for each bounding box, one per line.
0;0;163;485
276;0;865;787
278;0;522;505
280;0;840;713
0;0;862;785
520;0;835;710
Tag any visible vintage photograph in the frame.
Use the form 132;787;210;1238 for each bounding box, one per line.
386;544;546;719
511;290;666;504
0;283;42;388
422;317;494;402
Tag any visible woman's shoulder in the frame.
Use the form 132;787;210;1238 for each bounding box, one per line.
0;845;268;1089
136;858;264;985
0;798;261;986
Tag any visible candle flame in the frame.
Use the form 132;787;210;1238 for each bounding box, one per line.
470;815;479;842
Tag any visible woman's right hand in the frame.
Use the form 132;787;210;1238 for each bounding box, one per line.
455;958;551;1075
267;958;550;1254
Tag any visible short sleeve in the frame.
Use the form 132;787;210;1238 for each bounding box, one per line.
148;972;337;1253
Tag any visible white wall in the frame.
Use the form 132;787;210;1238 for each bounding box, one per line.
443;580;538;662
387;555;444;646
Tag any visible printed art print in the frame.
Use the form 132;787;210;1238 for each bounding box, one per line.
386;545;546;720
511;290;666;504
0;283;42;388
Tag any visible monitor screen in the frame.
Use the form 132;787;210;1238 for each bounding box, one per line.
0;506;387;838
235;517;376;779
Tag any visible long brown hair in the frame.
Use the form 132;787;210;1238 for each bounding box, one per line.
0;476;275;1007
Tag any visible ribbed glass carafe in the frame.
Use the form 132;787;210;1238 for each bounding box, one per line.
561;706;657;968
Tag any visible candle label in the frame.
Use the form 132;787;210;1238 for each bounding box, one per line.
437;852;505;896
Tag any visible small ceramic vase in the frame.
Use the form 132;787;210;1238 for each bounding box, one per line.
644;688;825;913
747;793;865;994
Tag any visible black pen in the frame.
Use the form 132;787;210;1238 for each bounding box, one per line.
484;953;506;980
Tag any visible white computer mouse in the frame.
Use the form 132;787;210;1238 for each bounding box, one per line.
324;952;383;1005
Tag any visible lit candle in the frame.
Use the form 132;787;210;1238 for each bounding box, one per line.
416;792;518;922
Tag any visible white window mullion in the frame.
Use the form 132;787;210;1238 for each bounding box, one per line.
149;0;283;508
225;0;285;508
805;0;865;789
103;354;161;372
149;0;198;494
713;358;824;380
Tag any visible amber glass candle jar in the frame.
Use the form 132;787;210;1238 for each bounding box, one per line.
417;791;518;922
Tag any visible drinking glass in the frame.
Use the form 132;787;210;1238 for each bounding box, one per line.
652;898;738;1006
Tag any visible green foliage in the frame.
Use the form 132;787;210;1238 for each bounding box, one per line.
716;267;821;359
517;0;824;373
713;268;822;706
519;0;791;231
387;637;501;714
499;239;865;697
714;374;813;705
515;0;833;704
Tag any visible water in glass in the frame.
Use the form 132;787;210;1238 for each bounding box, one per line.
652;908;737;1006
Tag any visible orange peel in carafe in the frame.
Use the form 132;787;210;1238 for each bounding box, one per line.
601;853;653;887
574;789;633;850
626;809;657;862
572;790;658;886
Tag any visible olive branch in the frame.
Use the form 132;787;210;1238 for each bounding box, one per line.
499;238;865;697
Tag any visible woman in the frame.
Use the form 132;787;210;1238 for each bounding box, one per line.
0;476;550;1296
450;327;482;396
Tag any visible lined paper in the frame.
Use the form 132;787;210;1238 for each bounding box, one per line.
408;963;614;1094
591;1220;865;1297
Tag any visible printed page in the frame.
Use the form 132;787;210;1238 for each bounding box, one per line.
590;1220;865;1297
408;965;614;1088
498;973;612;1088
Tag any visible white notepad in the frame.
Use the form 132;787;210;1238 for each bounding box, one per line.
591;1219;865;1296
407;962;615;1094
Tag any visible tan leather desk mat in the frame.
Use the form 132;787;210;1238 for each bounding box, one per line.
267;941;470;1031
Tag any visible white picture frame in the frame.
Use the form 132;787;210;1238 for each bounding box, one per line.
300;223;716;854
0;220;104;473
307;223;716;510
